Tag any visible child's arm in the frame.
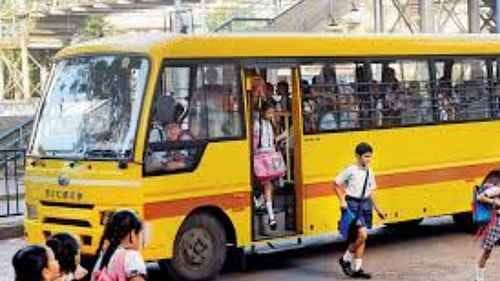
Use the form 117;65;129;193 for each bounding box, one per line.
478;186;500;206
334;183;348;209
370;193;385;220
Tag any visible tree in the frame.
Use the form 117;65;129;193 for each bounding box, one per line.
80;16;112;41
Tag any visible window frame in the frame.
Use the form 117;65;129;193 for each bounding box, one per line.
143;59;247;176
299;55;500;135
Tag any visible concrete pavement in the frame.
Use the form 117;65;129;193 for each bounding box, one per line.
3;217;500;281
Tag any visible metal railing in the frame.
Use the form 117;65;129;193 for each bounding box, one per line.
212;0;304;33
0;118;34;149
0;149;25;217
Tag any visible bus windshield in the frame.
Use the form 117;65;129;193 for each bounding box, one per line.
31;55;149;160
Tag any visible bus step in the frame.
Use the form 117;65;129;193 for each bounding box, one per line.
250;236;303;255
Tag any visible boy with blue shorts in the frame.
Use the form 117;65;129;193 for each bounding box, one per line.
334;142;385;279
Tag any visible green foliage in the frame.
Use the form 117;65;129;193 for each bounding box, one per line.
81;16;111;40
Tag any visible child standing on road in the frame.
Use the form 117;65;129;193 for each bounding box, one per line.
334;142;385;279
46;233;88;281
12;245;61;281
475;177;500;281
91;210;147;281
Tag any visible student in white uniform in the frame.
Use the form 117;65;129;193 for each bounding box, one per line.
92;210;147;281
334;143;385;279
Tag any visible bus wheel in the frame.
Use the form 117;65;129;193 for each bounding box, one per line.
453;212;477;233
169;213;227;281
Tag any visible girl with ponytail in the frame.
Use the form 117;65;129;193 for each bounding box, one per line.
91;210;146;281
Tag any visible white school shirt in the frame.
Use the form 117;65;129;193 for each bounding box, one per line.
253;119;275;153
335;164;377;199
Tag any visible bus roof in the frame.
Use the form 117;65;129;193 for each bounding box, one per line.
56;33;500;59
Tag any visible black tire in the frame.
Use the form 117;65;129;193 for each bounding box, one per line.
166;213;227;281
453;212;477;233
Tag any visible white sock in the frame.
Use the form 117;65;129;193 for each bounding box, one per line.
343;250;353;262
476;266;485;281
266;201;275;221
353;258;362;271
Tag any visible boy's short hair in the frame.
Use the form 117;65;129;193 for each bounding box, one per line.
355;142;373;156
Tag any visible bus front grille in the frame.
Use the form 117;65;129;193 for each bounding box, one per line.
43;217;91;227
40;201;94;209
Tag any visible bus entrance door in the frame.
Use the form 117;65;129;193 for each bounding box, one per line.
244;65;301;240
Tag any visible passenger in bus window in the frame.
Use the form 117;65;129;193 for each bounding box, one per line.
204;67;226;138
370;80;384;127
302;80;318;133
335;143;385;279
381;67;403;126
356;66;372;128
337;85;359;129
275;81;291;112
436;79;457;121
318;95;339;131
494;82;500;118
162;122;194;171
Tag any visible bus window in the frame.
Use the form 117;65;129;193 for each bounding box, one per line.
302;62;359;134
434;59;490;121
145;63;244;174
491;59;500;118
371;60;432;126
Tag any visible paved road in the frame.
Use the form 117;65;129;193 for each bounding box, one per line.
2;217;500;281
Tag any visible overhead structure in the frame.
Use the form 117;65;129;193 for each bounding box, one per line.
374;0;498;33
0;0;205;101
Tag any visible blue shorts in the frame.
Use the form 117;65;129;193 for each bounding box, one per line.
346;196;373;229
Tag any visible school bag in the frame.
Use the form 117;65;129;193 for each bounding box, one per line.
472;184;493;226
253;117;285;182
338;169;369;239
93;250;127;281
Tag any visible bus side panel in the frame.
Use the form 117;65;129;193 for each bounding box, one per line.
302;121;500;236
141;141;252;260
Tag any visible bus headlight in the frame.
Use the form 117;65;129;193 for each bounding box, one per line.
26;203;38;220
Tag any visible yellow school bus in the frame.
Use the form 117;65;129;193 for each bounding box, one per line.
25;33;500;280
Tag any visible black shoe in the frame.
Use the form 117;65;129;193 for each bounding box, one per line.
351;269;372;279
338;257;353;276
268;219;277;230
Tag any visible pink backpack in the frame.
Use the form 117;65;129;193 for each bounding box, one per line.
253;151;286;182
93;250;127;281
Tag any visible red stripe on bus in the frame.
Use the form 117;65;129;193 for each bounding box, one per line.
305;162;499;199
144;191;250;220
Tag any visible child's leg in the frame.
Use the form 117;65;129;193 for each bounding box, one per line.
263;181;275;221
350;227;368;272
478;248;491;268
348;227;368;257
476;249;491;281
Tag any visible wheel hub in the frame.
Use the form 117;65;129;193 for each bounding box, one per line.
180;228;213;266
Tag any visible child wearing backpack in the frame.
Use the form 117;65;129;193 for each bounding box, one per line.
475;176;500;281
91;210;147;281
334;142;385;279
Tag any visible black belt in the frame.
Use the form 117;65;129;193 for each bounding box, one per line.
346;195;370;202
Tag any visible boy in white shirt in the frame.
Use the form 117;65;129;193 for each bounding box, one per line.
334;142;385;279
